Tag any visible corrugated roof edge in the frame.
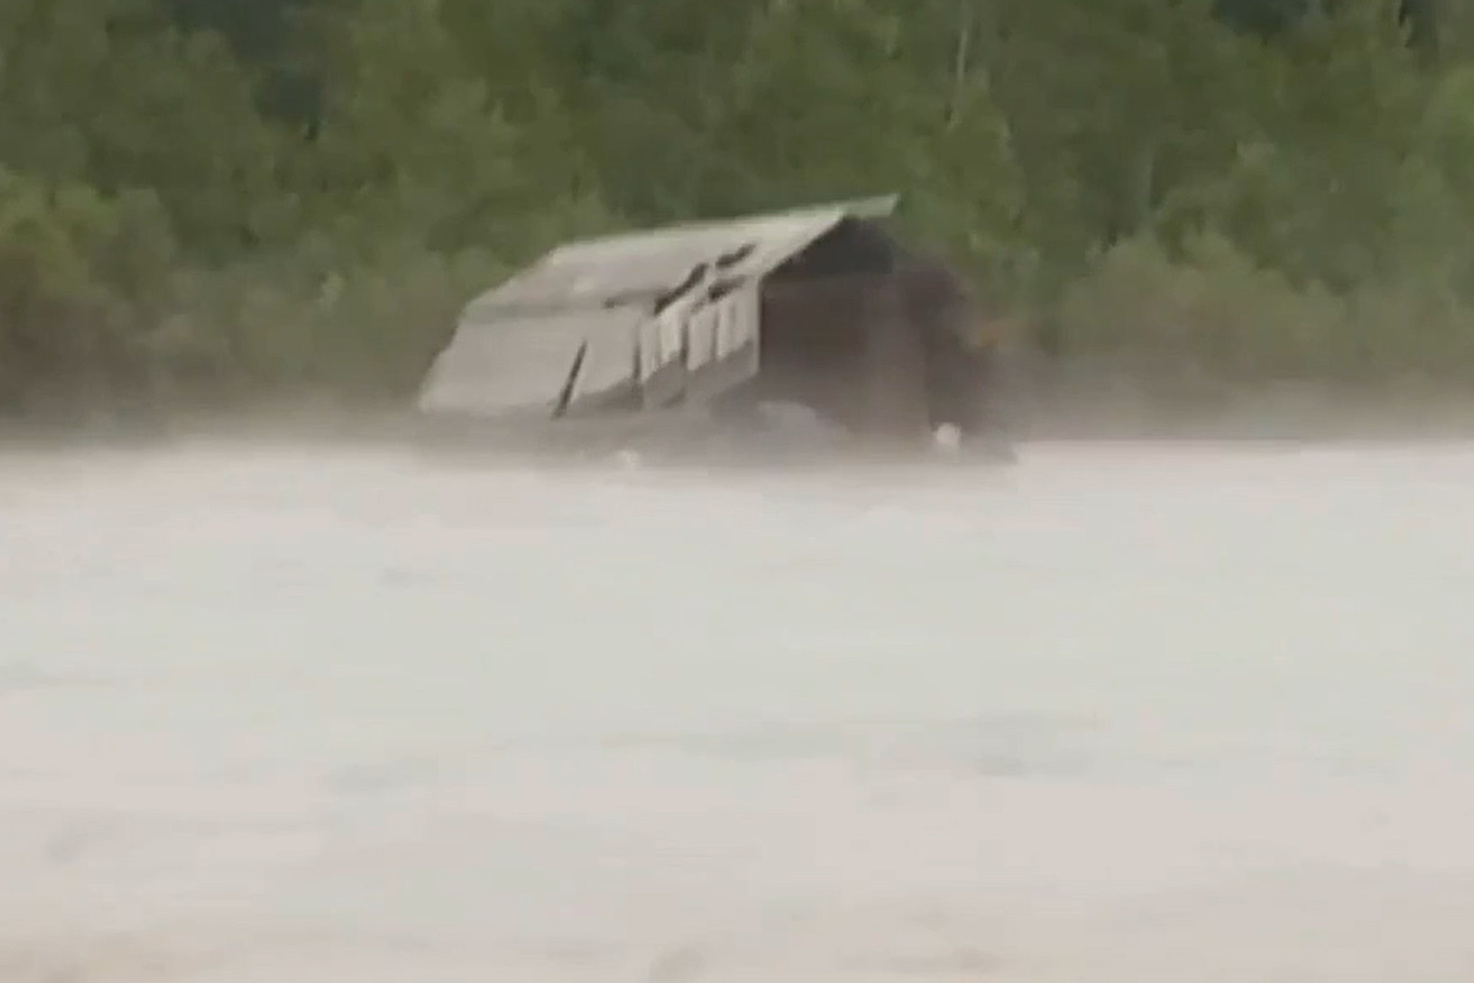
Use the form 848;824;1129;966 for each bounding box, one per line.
462;194;902;320
555;193;901;252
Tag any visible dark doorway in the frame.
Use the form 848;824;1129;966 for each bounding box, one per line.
734;218;989;442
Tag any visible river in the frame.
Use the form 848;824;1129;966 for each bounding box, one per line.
2;440;1473;981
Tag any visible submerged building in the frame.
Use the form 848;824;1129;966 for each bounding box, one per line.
417;195;1006;453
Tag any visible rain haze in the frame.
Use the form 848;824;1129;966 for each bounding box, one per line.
4;437;1474;981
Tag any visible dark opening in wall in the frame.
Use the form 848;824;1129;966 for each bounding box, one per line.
729;219;995;440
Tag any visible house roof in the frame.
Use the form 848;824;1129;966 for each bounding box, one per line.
418;195;902;420
417;307;647;419
462;194;899;322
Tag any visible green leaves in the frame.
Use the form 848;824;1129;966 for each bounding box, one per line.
2;0;1474;414
0;168;175;412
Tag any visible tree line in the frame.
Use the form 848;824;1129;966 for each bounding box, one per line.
1;0;1471;419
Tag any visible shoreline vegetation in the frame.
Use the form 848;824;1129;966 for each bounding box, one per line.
5;0;1474;429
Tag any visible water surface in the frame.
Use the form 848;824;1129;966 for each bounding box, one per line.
2;441;1473;981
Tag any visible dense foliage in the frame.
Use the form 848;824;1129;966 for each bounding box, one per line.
1;0;1471;417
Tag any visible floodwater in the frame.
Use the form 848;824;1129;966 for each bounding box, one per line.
3;441;1474;982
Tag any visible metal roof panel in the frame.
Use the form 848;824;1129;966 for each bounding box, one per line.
417;307;644;417
467;195;899;317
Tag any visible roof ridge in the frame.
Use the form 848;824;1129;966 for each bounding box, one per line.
551;194;900;253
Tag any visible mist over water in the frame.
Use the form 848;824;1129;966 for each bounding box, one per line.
3;440;1474;981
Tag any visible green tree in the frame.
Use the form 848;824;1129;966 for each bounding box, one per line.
0;0;290;258
0;167;175;415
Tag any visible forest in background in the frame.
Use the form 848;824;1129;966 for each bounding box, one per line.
2;0;1473;420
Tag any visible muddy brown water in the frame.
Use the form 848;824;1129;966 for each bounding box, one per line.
3;440;1474;981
